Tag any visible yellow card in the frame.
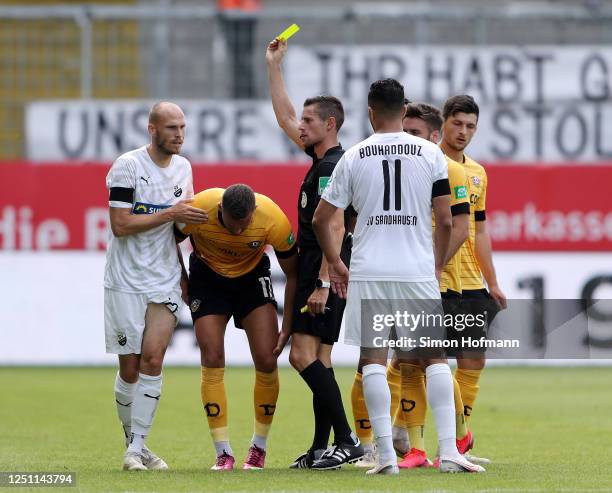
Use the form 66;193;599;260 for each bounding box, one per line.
277;23;300;41
300;305;330;314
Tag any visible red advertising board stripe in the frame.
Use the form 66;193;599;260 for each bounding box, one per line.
0;162;307;250
486;164;612;251
1;161;611;251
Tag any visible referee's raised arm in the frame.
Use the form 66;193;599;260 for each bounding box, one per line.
266;38;304;149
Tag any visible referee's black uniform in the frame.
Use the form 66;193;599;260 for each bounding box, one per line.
291;144;353;345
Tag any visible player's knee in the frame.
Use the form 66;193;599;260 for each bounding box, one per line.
201;347;225;368
457;356;486;370
288;346;310;372
254;356;277;373
119;366;139;383
318;353;332;368
140;353;164;374
288;348;301;371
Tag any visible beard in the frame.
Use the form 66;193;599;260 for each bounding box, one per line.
155;135;180;155
449;139;467;152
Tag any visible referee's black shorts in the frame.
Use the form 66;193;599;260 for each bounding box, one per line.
188;252;277;328
291;239;352;345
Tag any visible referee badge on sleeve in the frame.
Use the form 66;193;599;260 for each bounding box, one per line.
318;176;331;195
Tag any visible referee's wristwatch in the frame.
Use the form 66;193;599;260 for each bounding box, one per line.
315;278;331;289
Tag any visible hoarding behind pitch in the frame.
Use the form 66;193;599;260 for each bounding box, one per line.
25;46;612;163
0;163;610;252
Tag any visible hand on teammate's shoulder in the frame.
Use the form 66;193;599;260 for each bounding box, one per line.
168;199;208;224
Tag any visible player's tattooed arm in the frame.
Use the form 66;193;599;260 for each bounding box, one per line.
475;220;507;309
266;38;304;149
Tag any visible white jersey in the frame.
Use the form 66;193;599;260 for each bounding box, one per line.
322;132;448;282
104;146;194;293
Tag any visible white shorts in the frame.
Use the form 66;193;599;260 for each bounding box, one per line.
104;288;183;355
343;280;442;348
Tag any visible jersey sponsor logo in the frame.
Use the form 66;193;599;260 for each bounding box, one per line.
140;176;150;185
454;185;468;199
117;332;127;346
190;298;201;312
287;232;295;245
173;185;183;197
318;176;331;195
301;191;307;208
220;247;239;257
247;240;262;249
471;176;481;187
132;202;171;214
470;193;479;205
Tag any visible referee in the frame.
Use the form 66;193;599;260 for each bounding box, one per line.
266;38;362;469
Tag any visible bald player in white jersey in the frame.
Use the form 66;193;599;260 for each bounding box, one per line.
313;79;484;475
104;102;208;471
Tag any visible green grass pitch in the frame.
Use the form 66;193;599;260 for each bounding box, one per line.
1;366;611;492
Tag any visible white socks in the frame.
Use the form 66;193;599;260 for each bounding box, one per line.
251;434;267;451
127;372;162;454
214;441;233;457
425;363;459;458
362;364;395;465
114;372;137;445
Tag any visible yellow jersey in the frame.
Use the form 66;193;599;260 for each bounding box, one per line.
458;155;487;290
438;158;470;293
180;188;296;278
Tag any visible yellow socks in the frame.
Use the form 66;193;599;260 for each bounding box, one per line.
455;368;482;426
387;364;402;427
252;369;279;449
400;363;427;451
201;367;280;455
350;372;373;446
201;367;230;455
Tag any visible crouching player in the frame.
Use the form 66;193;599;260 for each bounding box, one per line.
177;185;298;470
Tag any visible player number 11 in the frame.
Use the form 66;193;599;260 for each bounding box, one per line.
382;159;402;211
